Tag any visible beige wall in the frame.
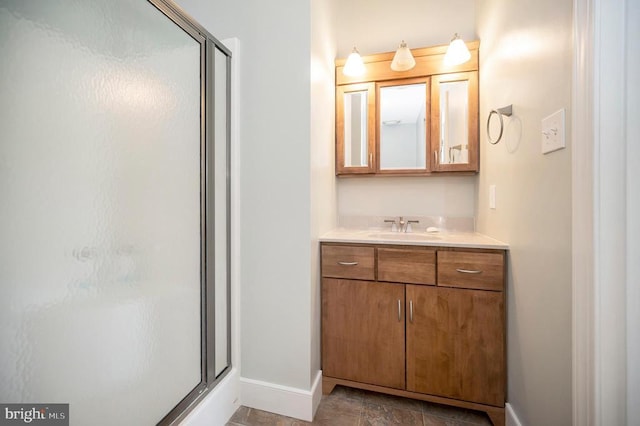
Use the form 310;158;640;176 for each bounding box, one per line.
310;0;337;383
476;0;573;424
177;0;314;391
333;0;478;220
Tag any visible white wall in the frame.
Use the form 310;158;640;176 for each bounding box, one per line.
176;0;314;393
475;0;573;425
310;0;338;384
333;0;477;220
627;0;640;419
338;176;476;218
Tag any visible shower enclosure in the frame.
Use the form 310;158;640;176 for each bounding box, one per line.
0;0;231;424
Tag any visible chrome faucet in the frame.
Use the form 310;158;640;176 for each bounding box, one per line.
384;216;420;232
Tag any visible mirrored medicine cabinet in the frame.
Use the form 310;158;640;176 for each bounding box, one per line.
335;41;479;176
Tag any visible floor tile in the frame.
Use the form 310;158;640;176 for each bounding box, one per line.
422;413;457;426
229;388;494;426
310;414;360;426
314;394;363;420
229;406;250;424
421;401;491;425
363;390;424;413
360;402;424;426
241;407;305;426
328;385;366;402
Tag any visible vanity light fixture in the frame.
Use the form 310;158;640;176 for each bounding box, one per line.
390;40;416;72
343;47;366;77
444;33;471;66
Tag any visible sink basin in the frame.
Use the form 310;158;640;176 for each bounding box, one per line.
367;232;441;241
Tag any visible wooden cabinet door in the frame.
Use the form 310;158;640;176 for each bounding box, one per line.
406;285;504;406
431;71;479;172
336;83;376;175
322;278;405;389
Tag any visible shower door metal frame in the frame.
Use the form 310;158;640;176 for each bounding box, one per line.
146;1;232;424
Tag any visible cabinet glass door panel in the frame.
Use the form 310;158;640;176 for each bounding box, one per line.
438;81;469;164
431;72;479;172
336;83;375;174
344;91;369;167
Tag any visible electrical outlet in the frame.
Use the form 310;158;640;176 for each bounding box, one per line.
541;109;565;154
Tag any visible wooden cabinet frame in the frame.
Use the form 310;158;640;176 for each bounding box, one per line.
335;41;479;176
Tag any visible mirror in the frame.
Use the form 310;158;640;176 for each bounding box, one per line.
379;83;427;170
438;80;469;165
343;91;369;167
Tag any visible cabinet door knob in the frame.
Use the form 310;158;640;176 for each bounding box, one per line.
397;300;402;322
456;268;482;274
409;300;414;323
337;261;359;266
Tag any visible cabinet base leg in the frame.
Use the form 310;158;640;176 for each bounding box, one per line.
485;408;505;426
322;376;338;395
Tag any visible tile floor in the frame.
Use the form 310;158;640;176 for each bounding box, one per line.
227;385;493;426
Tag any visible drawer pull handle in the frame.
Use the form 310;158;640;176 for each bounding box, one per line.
456;268;482;274
337;261;359;266
409;300;414;323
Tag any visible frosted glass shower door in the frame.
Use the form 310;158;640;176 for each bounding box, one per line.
0;1;215;424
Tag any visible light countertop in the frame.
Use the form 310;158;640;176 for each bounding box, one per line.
320;228;509;250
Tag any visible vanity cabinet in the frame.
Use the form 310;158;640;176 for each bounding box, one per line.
335;42;479;176
321;242;506;426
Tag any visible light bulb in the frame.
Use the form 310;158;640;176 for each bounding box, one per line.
343;47;365;77
444;34;471;66
390;40;416;72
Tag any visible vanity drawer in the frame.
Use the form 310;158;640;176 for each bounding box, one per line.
437;251;504;291
322;245;375;280
378;247;436;285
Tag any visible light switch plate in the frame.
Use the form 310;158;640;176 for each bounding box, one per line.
541;108;566;154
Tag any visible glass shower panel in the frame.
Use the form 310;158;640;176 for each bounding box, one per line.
0;1;202;424
214;47;230;377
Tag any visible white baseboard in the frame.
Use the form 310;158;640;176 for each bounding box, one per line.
240;370;323;422
180;368;240;426
506;403;523;426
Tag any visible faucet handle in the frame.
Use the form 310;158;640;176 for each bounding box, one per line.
405;220;420;233
384;219;398;232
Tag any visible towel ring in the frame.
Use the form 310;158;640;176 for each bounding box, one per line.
487;105;513;145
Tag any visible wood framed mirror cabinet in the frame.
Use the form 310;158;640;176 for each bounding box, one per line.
335;41;479;176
